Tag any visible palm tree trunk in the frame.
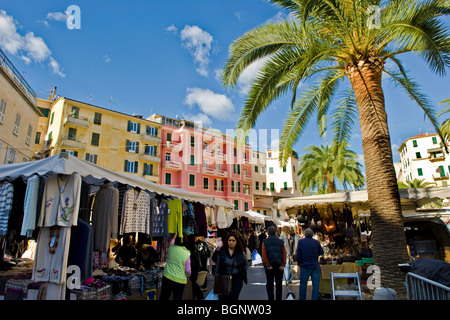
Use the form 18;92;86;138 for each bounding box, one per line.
326;173;336;193
347;58;409;298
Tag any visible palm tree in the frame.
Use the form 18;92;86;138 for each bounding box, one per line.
398;178;434;189
298;142;365;193
438;98;450;142
222;0;450;295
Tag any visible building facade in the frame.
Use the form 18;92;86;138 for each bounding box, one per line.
396;133;450;187
38;96;161;183
252;149;301;220
149;114;253;211
0;49;42;164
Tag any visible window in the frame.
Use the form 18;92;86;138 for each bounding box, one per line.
167;132;172;141
61;149;78;157
231;181;235;192
432;136;438;144
255;181;259;190
165;172;172;185
35;132;41;144
263;182;266;190
237;182;241;193
85;153;98;164
244;202;249;211
233;164;240;174
203;177;209;190
283;167;286;172
417;168;423;176
26;125;32;145
146;125;158;136
189;174;195;187
261;167;266;174
126;140;139;153
0;99;6;124
94;112;102;125
234;200;239;210
50;112;54;125
68;127;77;141
143;163;153;176
413;140;418;147
127;120;140;134
439;165;445;177
124;160;138;173
190;136;195;147
269;167;274;174
214;179;224;191
254;166;259;173
416;152;421;159
13;113;21;135
270;182;275;191
145;144;157;156
71;106;80;118
284;182;288;190
244;184;250;195
165;152;171;162
190;155;195;166
91;133;100;146
4;146;17;164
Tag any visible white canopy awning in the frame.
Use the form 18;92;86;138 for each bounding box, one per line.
0;153;216;206
277;188;450;213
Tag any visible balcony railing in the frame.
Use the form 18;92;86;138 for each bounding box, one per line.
142;133;160;143
64;115;90;128
165;141;182;149
140;153;160;162
164;160;181;170
61;136;86;149
432;173;449;180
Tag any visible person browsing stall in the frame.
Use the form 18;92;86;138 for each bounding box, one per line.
262;226;286;300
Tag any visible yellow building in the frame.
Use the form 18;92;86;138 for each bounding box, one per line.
39;96;161;183
0;49;42;164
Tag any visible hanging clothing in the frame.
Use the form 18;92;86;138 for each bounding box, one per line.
120;188;151;235
183;202;197;235
32;226;72;284
92;182;119;252
150;195;168;237
21;175;41;237
193;202;208;238
0;181;14;238
38;173;82;227
167;198;183;236
68;219;93;282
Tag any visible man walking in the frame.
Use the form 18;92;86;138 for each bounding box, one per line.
296;228;324;300
262;226;286;300
279;227;293;285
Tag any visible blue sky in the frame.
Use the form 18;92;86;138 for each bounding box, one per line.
1;0;449;173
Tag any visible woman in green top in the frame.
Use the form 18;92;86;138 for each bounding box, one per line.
160;233;191;300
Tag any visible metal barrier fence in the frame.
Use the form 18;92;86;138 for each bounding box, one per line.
405;272;450;300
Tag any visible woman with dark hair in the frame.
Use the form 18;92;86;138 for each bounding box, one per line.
214;231;248;300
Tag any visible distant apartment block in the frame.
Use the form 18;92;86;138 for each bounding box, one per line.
396;133;450;187
0;49;42;164
148;114;254;211
37;95;161;183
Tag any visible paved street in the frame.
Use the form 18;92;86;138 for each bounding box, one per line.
204;264;314;300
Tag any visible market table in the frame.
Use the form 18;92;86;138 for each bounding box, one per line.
319;262;358;295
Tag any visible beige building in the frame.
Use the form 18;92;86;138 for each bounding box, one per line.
0;49;42;164
37;95;162;183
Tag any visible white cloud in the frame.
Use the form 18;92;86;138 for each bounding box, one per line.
166;24;178;35
103;54;111;63
184;87;235;121
264;11;296;25
236;57;268;96
180;25;214;77
0;10;64;77
182;112;213;126
46;11;69;22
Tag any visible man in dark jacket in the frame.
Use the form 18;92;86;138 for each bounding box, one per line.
296;228;324;300
262;226;286;300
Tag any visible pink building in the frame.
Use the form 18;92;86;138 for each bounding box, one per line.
148;115;253;211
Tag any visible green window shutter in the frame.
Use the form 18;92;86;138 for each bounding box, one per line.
255;181;259;190
124;160;128;172
190;155;195;166
439;165;445;177
137;123;141;134
136;142;140;154
134;161;138;173
244;202;249;211
432;137;437;144
127;120;131;132
417;168;423;176
413;140;418;147
214;179;217;191
234;200;239;210
126;139;130;152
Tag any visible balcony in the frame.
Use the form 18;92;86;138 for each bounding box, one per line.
165;140;182;149
164;160;182;170
140;153;160;163
64;115;89;128
61;136;86;149
142;133;160;143
432;173;449;181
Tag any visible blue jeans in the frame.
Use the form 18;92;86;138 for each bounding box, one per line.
299;267;320;300
284;257;292;283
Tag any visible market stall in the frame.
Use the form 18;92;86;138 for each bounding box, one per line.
0;153;230;300
278;188;450;295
